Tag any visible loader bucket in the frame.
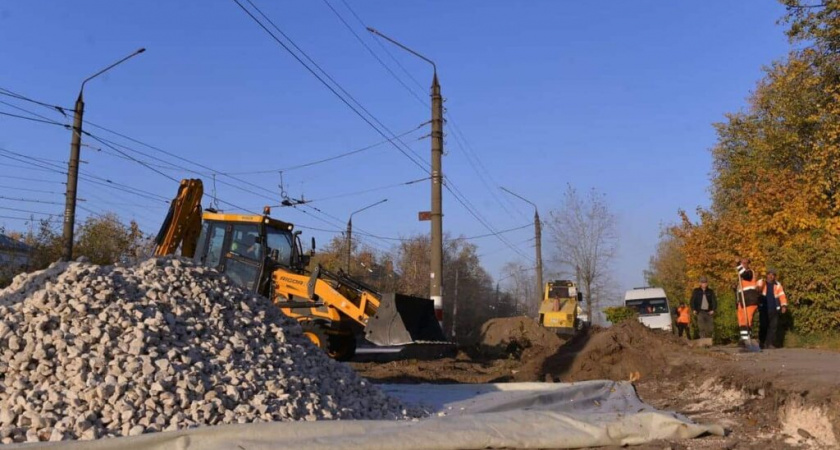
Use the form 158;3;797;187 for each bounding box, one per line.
364;293;447;346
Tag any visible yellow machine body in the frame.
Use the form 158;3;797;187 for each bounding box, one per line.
539;280;583;335
154;179;447;360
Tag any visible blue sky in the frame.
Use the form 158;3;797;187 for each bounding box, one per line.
0;1;791;303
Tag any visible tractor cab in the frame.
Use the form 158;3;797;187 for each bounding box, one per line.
191;210;310;296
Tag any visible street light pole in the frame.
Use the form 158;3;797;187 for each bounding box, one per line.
62;48;146;261
367;27;445;331
346;199;388;274
501;187;543;315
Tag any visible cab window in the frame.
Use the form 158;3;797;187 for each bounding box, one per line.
229;224;261;260
204;223;227;268
265;227;294;266
193;222;210;263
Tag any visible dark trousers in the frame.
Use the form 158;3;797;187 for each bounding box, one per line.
759;305;768;344
676;322;689;338
697;311;714;339
764;309;780;347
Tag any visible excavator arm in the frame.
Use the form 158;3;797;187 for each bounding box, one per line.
154;178;204;257
272;265;446;346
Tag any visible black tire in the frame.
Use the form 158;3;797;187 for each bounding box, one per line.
329;333;357;361
300;321;356;361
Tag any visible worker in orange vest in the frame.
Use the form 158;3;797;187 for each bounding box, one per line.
736;258;760;345
675;301;691;339
757;269;788;349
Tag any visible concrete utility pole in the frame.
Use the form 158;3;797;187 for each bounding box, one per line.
62;48;146;261
452;268;459;341
345;199;387;274
501;187;543;315
430;71;444;327
367;28;444;330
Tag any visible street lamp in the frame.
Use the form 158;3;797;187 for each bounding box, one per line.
367;27;445;330
346;199;388;274
501;187;543;314
62;48;146;261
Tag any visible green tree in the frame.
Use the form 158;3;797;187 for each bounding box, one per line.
603;306;637;325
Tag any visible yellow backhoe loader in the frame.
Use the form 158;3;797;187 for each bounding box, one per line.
154;179;448;360
539;280;586;335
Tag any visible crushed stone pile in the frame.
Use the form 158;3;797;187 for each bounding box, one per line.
0;257;418;444
542;319;694;382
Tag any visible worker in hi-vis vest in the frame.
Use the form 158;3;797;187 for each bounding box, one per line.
675;301;691;339
757;269;788;349
736;258;760;345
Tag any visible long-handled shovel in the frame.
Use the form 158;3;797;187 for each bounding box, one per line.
737;275;761;353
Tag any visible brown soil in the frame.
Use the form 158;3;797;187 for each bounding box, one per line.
351;317;840;448
541;319;704;383
352;316;567;383
476;315;564;357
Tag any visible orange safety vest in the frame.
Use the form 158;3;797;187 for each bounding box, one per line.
737;265;757;291
676;305;691;324
759;280;788;307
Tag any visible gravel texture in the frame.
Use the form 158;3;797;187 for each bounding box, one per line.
0;257;417;444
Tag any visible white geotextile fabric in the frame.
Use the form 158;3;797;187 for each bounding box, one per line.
8;380;723;449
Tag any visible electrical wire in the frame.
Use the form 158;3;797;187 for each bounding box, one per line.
275;177;428;206
0;146;168;203
232;0;430;173
0;206;60;216
221;122;428;175
322;0;428;108
444;180;530;261
0;195;68;206
0;185;64;195
0;111;67;127
0;174;64;185
313;1;533;261
0;87;74;116
85;133;180;183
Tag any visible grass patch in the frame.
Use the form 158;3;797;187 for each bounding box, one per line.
784;331;840;350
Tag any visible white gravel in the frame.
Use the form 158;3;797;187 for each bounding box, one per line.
0;257;419;444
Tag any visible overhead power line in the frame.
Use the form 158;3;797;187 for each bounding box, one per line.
0;110;67;127
322;0;428;108
232;0;430;173
0;185;64;195
317;1;531;261
0;87;74;116
274;176;429;206
222;122;428;175
0;206;60;217
0;195;69;206
0;174;64;185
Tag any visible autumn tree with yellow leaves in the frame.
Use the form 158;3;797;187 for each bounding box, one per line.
648;1;840;339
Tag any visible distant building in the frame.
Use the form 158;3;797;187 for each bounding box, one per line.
0;233;31;274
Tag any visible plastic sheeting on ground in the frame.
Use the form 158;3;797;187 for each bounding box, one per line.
8;380;724;449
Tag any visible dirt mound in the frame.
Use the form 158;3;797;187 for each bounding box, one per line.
478;316;563;357
543;319;695;382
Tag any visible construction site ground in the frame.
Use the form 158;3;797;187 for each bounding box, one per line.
350;317;840;449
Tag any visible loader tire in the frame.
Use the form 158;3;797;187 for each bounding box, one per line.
300;322;356;361
329;333;357;362
301;322;330;352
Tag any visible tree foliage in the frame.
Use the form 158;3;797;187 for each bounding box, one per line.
311;232;513;344
651;2;840;334
74;214;146;265
1;214;149;287
644;230;688;307
603;306;637;325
